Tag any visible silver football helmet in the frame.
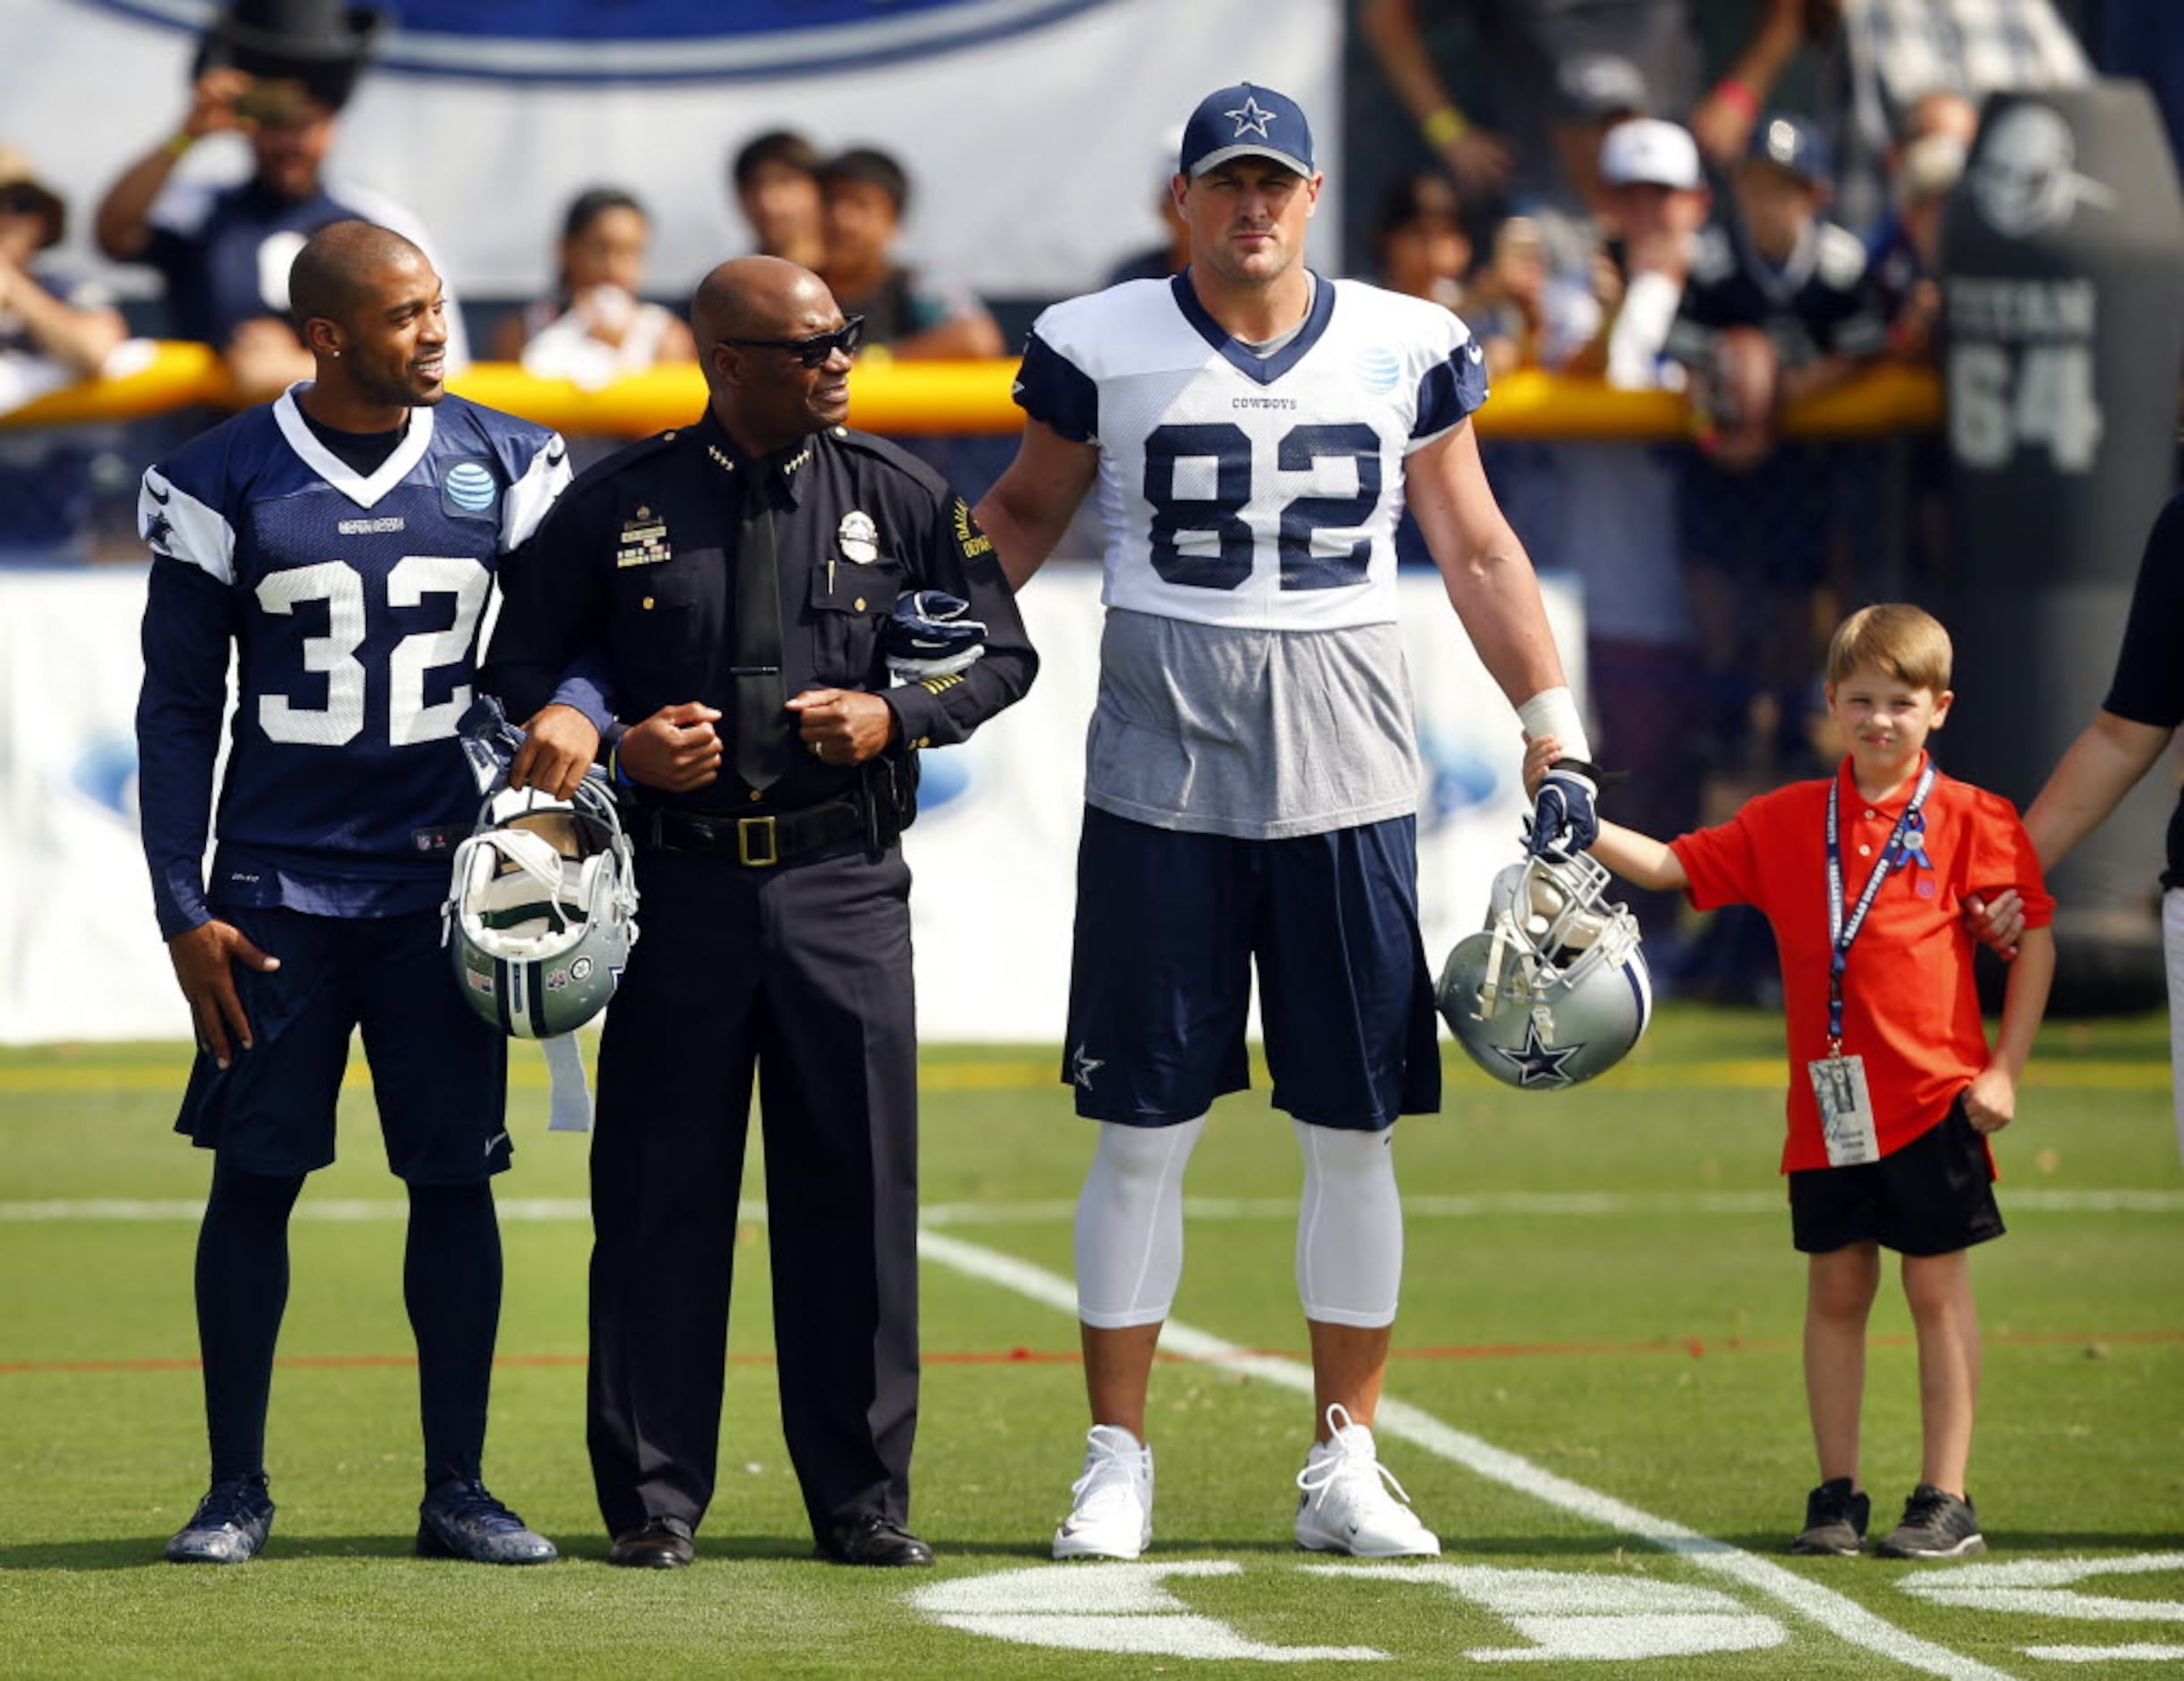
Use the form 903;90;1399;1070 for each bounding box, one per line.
1437;851;1651;1089
444;775;638;1039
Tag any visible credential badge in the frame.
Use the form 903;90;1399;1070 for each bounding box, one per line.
838;509;879;565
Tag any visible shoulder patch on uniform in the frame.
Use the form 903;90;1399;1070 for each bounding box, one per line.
1815;224;1870;291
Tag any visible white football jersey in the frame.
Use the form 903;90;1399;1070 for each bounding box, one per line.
1017;273;1486;632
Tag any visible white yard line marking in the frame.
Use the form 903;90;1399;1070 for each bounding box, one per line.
6;1188;2178;1224
915;1227;2018;1681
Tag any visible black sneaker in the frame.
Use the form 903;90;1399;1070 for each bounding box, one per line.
1874;1484;1985;1559
166;1475;274;1564
1790;1477;1870;1556
416;1477;559;1565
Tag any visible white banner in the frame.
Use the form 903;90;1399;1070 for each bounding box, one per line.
0;566;1581;1045
5;0;1342;303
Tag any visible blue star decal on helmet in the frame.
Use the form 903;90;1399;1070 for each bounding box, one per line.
1493;1019;1585;1089
1225;95;1277;140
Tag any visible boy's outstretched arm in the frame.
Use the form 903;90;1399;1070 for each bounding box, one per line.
1523;734;1690;892
1963;924;2054;1133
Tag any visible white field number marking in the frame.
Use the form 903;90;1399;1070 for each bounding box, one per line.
1900;1554;2184;1664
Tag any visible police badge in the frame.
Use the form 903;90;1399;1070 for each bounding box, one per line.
837;510;879;565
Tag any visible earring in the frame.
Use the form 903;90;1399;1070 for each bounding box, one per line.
330;349;341;358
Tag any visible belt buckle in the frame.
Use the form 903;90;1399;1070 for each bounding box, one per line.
737;815;780;867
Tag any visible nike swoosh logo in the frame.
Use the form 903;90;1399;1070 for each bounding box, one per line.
146;479;171;504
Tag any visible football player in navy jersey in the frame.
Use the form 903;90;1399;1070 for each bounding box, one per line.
135;220;598;1567
975;84;1598;1562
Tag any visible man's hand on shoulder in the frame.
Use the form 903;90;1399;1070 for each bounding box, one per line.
167;918;279;1071
617;702;723;791
507;704;602;799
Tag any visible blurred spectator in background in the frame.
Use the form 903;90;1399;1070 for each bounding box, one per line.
92;0;465;405
1357;0;1700;213
1691;0;2086;235
1462;215;1549;377
1869;130;1966;365
1555;117;1711;951
817;147;1003;361
0;149;128;563
1372;171;1473;313
729;129;825;269
1668;113;1889;783
1105;132;1193;286
491;187;695;384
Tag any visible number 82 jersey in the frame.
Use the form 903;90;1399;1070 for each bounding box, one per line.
1016;271;1487;630
135;389;569;940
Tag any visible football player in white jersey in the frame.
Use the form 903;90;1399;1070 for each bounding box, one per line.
975;82;1601;1561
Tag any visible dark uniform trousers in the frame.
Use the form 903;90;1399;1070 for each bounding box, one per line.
586;837;919;1541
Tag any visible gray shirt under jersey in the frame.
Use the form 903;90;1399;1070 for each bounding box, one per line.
1084;608;1422;840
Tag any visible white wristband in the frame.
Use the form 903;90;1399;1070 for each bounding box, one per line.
1516;687;1591;764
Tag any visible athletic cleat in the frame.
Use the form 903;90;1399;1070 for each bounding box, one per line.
1874;1484;1985;1559
1053;1424;1154;1560
166;1475;274;1565
1790;1477;1870;1555
1294;1404;1440;1558
416;1477;559;1565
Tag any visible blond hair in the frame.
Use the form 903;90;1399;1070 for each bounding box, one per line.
1826;602;1953;692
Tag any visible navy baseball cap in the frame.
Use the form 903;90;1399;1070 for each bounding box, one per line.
1746;112;1832;185
1179;82;1315;178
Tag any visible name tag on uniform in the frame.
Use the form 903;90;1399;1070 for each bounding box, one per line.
1809;1053;1880;1166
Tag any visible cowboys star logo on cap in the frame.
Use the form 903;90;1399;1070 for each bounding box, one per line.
1225;95;1277;140
1181;81;1315;179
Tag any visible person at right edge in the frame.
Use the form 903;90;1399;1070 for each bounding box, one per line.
482;255;1035;1571
1527;603;2054;1560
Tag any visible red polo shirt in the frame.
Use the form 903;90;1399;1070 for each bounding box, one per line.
1669;754;2053;1173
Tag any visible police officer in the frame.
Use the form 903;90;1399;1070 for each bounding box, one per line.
483;255;1036;1569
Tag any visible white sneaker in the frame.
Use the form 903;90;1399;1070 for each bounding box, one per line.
1293;1404;1441;1557
1053;1424;1154;1560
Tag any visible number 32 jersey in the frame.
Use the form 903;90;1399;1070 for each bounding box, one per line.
135;389;569;939
1016;272;1487;838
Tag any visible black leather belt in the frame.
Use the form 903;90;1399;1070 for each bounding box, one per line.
630;791;866;867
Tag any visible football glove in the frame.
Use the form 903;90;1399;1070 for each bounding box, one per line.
883;589;987;680
1524;758;1602;861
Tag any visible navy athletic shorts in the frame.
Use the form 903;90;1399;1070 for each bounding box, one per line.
1062;806;1441;1131
1788;1096;2005;1257
174;906;510;1183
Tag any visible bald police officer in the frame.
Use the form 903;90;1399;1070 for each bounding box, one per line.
484;255;1035;1569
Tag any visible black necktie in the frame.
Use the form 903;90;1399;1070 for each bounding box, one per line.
732;474;789;793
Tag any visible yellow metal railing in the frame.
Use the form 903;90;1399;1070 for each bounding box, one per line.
0;341;1943;439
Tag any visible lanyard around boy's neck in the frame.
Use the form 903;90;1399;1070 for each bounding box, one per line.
1824;761;1939;1054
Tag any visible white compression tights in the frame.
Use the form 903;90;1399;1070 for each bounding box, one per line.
1071;1116;1404;1331
1074;1116;1205;1329
1292;1120;1403;1328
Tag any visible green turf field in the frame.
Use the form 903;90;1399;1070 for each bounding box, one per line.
2;1008;2180;1678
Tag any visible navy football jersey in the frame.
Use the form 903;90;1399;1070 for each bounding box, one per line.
136;388;570;939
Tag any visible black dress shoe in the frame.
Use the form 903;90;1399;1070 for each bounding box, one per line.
608;1515;695;1568
818;1514;934;1567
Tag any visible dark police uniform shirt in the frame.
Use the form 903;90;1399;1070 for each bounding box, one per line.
483;408;1037;816
135;388;576;940
2103;487;2184;891
141;175;464;355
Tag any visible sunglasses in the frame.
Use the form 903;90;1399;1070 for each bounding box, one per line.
716;314;865;368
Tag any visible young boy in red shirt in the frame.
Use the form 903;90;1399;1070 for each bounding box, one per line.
1527;603;2054;1557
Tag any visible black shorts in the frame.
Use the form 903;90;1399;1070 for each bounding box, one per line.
1788;1097;2004;1257
174;906;510;1184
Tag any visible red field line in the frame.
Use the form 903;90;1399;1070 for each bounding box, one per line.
4;1328;2178;1378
